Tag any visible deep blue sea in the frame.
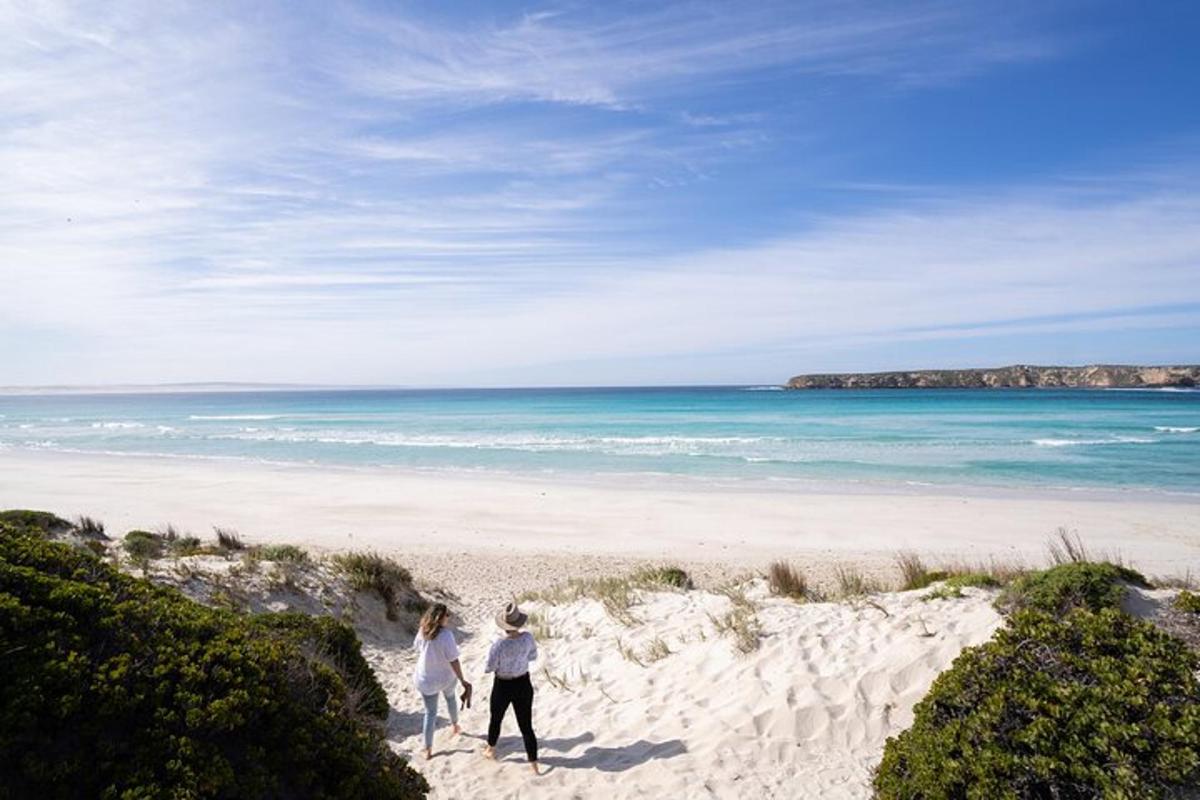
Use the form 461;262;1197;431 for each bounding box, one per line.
1;387;1197;496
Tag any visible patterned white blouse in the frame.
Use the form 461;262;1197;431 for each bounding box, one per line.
485;632;538;678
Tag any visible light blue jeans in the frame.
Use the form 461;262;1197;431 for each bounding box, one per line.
421;687;459;749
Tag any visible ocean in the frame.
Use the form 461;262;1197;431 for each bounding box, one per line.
0;386;1197;496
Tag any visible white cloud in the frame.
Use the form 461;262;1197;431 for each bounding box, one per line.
2;1;1191;386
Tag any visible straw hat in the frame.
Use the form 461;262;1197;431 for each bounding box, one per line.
495;601;528;631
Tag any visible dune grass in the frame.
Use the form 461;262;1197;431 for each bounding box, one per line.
519;565;693;626
253;543;310;564
73;515;107;539
214;527;245;552
709;583;762;653
331;551;415;621
767;560;814;600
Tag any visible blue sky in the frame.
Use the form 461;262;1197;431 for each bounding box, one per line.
2;0;1199;386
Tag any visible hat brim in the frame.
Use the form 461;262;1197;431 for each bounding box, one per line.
496;610;528;630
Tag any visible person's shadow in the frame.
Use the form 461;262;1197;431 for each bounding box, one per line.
474;731;686;774
537;739;687;772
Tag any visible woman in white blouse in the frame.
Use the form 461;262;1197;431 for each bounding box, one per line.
483;602;540;774
413;603;472;760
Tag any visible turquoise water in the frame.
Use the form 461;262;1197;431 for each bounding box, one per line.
0;387;1197;495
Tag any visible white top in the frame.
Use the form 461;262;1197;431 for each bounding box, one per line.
413;626;460;696
485;632;538;678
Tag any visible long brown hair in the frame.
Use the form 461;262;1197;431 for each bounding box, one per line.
418;602;449;640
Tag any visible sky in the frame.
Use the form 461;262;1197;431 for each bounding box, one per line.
2;0;1199;387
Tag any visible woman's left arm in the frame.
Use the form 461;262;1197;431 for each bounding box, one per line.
449;659;470;688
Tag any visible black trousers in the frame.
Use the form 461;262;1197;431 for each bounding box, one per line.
487;673;538;761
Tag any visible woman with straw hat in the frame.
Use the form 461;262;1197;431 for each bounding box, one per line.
483;602;540;774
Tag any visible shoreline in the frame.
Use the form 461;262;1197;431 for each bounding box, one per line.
2;444;1197;505
2;449;1197;584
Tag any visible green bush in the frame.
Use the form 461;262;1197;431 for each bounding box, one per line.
874;608;1200;799
0;510;71;534
0;521;427;799
997;561;1147;616
1175;590;1200;615
122;529;164;560
253;612;389;720
166;533;203;556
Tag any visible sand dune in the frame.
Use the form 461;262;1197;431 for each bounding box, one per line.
372;582;1002;799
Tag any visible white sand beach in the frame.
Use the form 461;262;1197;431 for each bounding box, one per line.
3;449;1199;798
2;450;1197;580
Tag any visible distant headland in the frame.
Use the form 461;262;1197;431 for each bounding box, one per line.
785;364;1200;390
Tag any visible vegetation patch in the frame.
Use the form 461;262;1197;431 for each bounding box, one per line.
921;573;1003;602
997;561;1148;616
1175;590;1200;615
631;565;693;590
767;560;814;600
709;585;761;653
874;608;1200;799
332;551;417;621
254;543;310;564
520;565;693;626
0;519;427;799
835;564;883;597
214;526;246;552
123;529;165;560
0;510;72;535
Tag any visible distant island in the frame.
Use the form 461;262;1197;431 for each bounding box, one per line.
785;364;1200;390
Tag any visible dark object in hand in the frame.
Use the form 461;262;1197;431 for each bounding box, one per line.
460;682;473;709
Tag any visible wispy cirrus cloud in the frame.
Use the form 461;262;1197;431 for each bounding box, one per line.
2;0;1193;385
339;1;1069;108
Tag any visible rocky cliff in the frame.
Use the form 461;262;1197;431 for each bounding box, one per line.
785;364;1200;390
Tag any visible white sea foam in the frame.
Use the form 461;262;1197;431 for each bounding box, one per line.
188;414;285;420
212;429;785;455
741;386;784;391
1032;436;1156;447
90;421;144;429
1154;426;1198;433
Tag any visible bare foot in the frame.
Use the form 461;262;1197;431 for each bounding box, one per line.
451;724;461;737
483;746;496;760
530;761;540;776
423;748;432;761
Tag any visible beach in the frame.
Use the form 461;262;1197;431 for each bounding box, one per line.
3;449;1199;798
3;449;1197;582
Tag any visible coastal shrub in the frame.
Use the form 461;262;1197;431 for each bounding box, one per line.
0;509;71;535
333;551;415;621
256;543;310;563
997;561;1148;616
767;560;811;600
0;521;427;799
166;533;203;556
1175;590;1200;615
123;529;164;559
632;565;693;590
873;608;1200;799
252;612;390;719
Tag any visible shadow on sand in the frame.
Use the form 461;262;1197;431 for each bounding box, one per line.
530;738;687;773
